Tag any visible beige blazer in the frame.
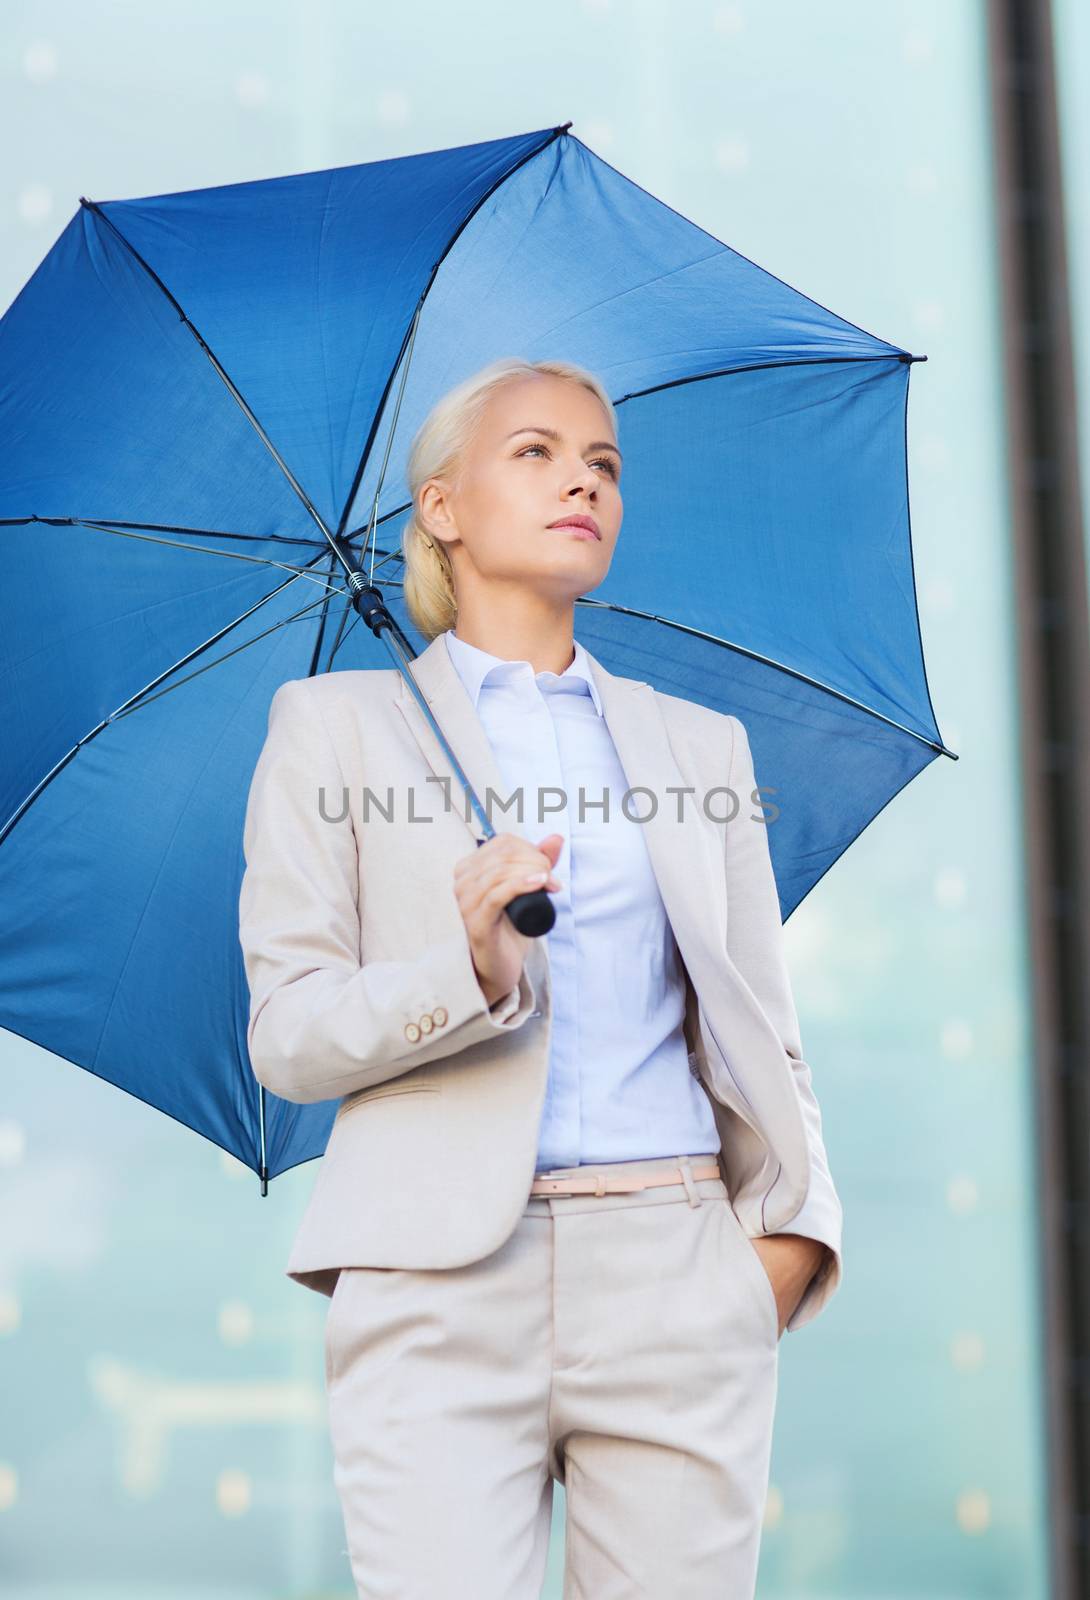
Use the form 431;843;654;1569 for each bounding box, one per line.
238;631;844;1334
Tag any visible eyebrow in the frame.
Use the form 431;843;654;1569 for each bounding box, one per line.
505;425;623;463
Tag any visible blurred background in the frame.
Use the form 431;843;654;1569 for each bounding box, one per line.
3;0;1089;1596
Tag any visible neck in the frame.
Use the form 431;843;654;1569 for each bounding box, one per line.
451;595;576;676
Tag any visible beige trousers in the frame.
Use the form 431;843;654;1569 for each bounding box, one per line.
324;1154;780;1599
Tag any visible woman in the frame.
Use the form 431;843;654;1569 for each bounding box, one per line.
238;356;843;1599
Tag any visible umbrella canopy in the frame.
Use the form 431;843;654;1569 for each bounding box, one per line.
0;121;953;1184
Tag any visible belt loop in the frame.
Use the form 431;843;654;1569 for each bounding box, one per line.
678;1155;702;1208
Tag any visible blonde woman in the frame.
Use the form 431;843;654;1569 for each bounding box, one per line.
238;357;843;1599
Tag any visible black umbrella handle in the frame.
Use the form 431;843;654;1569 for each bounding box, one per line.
505;885;557;937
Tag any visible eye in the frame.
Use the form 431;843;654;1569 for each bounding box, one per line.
515;443;619;481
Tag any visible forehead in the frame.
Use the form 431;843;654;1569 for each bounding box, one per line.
480;374;612;437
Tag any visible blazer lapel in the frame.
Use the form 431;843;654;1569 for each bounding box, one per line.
394;633;551;1002
394;631;519;846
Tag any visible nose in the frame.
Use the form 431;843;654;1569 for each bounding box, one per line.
564;462;598;497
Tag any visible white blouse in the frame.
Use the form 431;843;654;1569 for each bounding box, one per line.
443;628;721;1172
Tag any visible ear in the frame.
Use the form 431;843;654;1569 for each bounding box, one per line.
417;476;459;546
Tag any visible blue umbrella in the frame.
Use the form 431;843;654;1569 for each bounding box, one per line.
0;121;954;1190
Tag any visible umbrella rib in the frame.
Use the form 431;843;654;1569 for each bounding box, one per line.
78;198;358;590
312;548;354;675
0;553;341;848
361;299;423;585
34;513;408;584
19;509;406;677
1;514;321;548
26;516;353;590
108;587;367;719
609;350;925;407
304;546;344;679
574;596;959;759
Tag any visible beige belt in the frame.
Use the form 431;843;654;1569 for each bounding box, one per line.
529;1159;722;1197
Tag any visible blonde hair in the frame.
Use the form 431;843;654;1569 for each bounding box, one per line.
401;357;618;642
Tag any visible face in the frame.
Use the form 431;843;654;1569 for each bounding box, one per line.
419;374;622;601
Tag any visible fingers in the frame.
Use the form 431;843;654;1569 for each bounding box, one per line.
460;853;562;927
468;863;558;935
453;832;562;889
454;834;563;925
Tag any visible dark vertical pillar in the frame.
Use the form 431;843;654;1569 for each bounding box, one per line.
986;4;1090;1596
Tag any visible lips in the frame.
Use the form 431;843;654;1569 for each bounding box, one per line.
547;514;601;540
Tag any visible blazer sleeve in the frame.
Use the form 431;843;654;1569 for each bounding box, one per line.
238;678;538;1105
725;713;844;1333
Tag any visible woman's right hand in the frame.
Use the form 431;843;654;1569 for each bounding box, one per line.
453;832;564;1006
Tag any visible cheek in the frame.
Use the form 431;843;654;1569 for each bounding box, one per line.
485;472;550;540
460;491;541;570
